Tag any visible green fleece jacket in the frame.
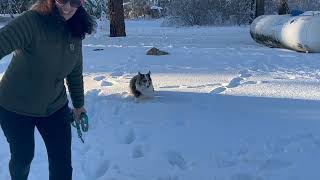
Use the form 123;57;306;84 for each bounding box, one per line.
0;9;84;117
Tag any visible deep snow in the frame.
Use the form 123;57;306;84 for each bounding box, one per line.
0;19;320;180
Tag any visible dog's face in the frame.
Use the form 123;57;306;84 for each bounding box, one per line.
137;71;153;89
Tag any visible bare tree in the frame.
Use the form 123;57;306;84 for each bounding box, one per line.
255;0;264;17
277;0;289;15
108;0;126;37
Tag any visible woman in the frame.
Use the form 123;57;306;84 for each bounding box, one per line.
0;0;94;179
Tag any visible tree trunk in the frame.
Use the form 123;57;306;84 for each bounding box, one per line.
278;0;290;15
108;0;126;37
255;0;265;18
249;0;255;23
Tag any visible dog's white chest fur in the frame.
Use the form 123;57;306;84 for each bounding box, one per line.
135;82;154;97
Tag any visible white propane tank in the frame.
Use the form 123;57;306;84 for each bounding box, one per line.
250;11;320;53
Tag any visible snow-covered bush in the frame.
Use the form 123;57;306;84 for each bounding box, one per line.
84;0;107;19
0;0;33;16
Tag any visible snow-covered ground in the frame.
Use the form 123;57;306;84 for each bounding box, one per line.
1;19;320;180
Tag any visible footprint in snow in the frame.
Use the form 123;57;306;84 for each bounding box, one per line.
132;145;145;158
259;159;293;171
85;89;101;97
242;81;259;85
101;80;113;87
93;48;104;51
83;159;110;180
94;75;106;81
226;77;244;88
210;70;255;94
116;128;136;144
166;151;187;170
75;144;91;155
210;87;227;94
214;157;237;168
110;67;125;77
239;70;252;78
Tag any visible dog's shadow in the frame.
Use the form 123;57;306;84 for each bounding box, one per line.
114;90;192;104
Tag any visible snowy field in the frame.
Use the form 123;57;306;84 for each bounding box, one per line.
1;19;320;180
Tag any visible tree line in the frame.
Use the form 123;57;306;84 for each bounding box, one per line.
1;0;319;36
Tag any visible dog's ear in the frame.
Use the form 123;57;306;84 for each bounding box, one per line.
147;71;151;78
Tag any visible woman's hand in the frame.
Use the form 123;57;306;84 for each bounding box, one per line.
72;106;87;121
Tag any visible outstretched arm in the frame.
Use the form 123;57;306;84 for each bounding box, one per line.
0;11;37;59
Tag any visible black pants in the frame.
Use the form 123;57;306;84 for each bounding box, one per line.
0;104;73;180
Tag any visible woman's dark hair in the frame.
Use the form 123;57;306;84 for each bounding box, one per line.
66;6;95;39
31;0;95;39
